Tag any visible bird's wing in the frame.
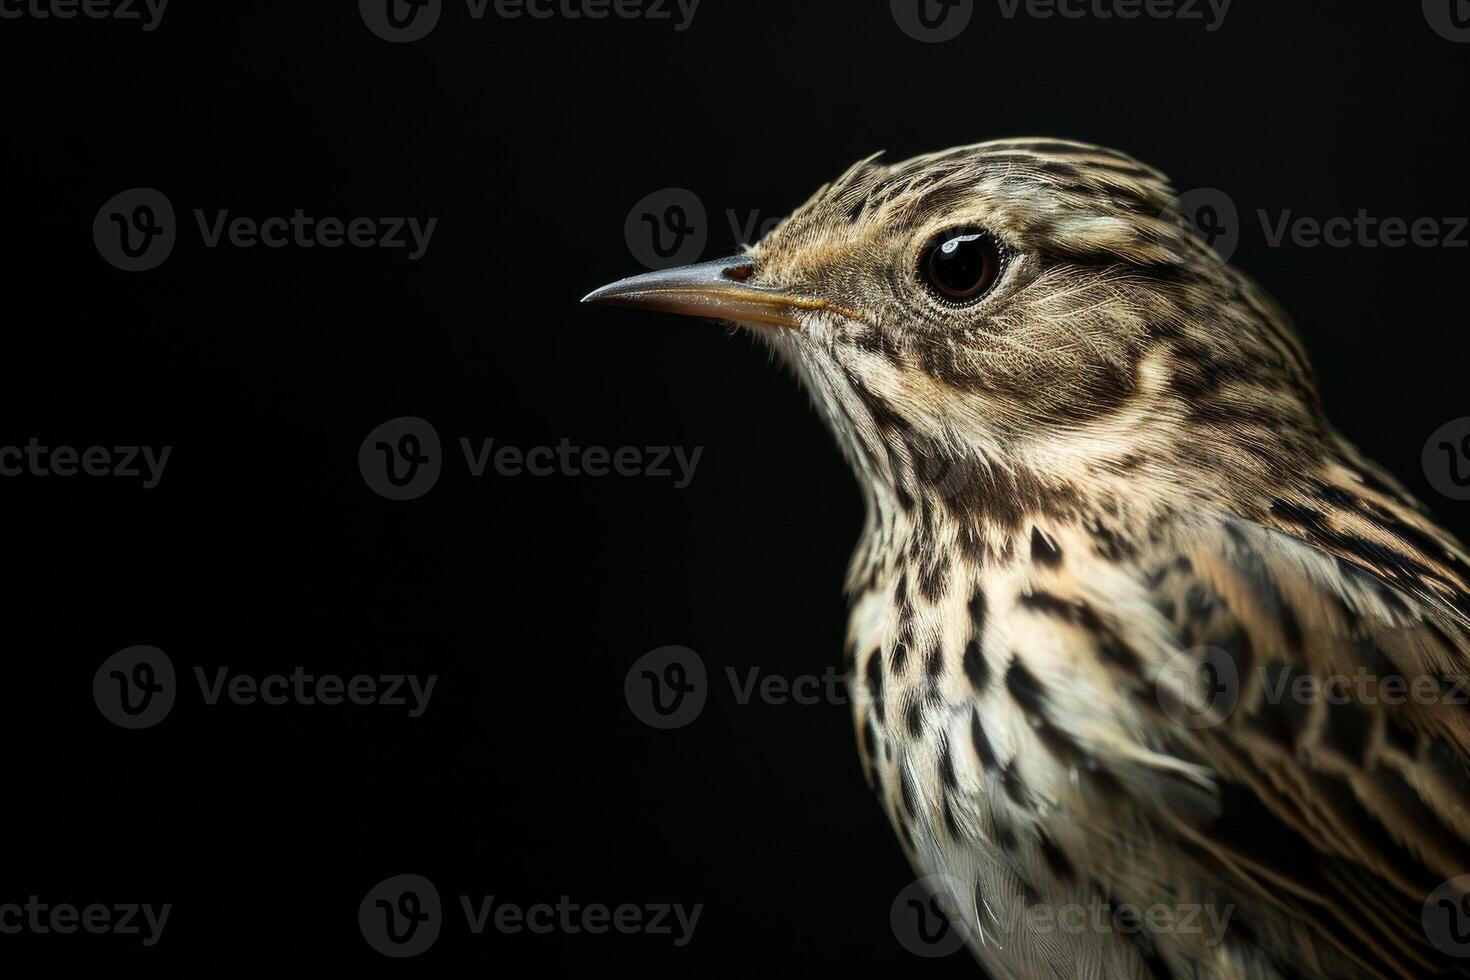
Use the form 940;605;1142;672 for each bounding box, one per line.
1097;481;1470;980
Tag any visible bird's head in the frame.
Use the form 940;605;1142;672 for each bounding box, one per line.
586;140;1327;529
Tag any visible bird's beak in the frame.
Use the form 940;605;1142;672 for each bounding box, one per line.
582;256;828;330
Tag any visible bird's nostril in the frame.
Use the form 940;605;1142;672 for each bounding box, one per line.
723;262;755;283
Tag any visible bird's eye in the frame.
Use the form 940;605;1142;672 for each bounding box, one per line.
922;229;1001;303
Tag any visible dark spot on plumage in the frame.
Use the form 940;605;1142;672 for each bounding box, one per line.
1219;626;1255;689
1005;657;1047;718
1245;663;1313;750
890;637;910;675
1002;761;1028;805
1354;465;1425;512
923;641;944;681
863;715;880;761
969;586;987;628
865;652;885;724
841;640;858;674
1423;737;1470;804
956;524;987;561
940;795;961;838
970;708;997;769
1097;631;1144;675
1320;697;1373;768
1018;590;1103;634
1037;835;1075;882
905;698;924;737
962;639;988;691
894;482;915;513
991;820;1017;851
1156;598;1177;623
1310;482;1357;510
934;464;1082;535
1082;762;1126;805
938;736;957;789
918;553;949;602
1184;585;1216;623
1128;928;1174;980
899;765;918;818
1426;620;1466;660
1277;595;1305;654
1088;518;1135;562
1016;876;1041;905
1366;766;1470;871
1032;719;1081;764
1030;526;1062;567
842;364;907;434
1383;718;1419;758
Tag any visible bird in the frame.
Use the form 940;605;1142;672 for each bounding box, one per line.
583;139;1470;979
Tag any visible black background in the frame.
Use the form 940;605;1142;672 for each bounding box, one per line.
2;1;1468;976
